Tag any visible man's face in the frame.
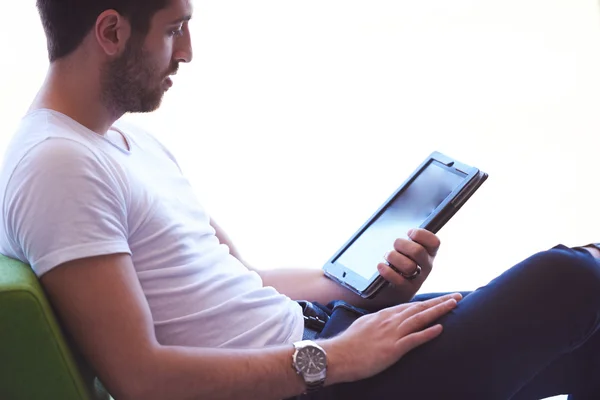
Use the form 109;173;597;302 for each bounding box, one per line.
101;0;193;114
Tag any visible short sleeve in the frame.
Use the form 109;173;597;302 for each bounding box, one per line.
3;138;131;276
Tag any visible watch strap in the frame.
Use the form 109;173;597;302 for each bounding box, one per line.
305;378;326;393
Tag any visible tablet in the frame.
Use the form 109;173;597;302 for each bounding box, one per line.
322;151;488;299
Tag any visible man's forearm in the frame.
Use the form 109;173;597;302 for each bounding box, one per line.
582;245;600;259
258;268;409;311
211;221;409;309
126;341;344;400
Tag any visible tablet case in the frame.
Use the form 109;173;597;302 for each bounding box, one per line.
322;151;488;299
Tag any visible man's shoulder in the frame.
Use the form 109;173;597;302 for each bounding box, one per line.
5;109;132;173
0;112;128;217
4;126;99;180
4;109;102;166
0;111;129;268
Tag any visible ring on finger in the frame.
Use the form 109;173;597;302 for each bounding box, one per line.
386;261;421;281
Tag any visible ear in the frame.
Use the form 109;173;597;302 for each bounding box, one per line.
94;10;132;57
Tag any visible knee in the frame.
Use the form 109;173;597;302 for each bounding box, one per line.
523;245;600;301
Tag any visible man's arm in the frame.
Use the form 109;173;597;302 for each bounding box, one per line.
41;253;460;400
251;267;408;310
210;220;384;308
211;221;434;310
582;245;600;259
41;254;308;400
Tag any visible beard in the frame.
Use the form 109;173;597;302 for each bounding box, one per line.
101;37;173;115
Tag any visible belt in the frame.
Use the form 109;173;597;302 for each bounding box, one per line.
298;301;330;340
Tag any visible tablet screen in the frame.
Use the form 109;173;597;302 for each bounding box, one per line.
334;161;465;279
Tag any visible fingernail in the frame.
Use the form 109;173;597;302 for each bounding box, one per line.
407;229;415;238
383;251;390;261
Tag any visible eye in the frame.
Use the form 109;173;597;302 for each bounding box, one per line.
168;24;184;37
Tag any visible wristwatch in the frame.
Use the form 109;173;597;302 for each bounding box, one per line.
291;340;327;393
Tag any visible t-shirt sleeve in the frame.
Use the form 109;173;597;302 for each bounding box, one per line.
4;138;131;276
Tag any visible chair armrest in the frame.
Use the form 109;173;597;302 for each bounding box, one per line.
0;255;108;400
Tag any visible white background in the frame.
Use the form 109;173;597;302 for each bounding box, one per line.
2;2;600;398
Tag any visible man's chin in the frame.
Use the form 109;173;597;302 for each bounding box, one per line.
129;93;165;114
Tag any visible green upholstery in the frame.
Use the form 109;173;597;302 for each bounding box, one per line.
0;255;110;400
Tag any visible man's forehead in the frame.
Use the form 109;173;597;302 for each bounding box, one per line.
160;0;193;22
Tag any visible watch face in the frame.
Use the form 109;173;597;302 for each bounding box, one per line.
296;346;327;375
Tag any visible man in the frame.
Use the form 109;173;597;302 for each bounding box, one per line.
1;1;600;399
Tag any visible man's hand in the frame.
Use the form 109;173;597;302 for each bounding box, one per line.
582;245;600;259
322;293;462;384
376;228;441;301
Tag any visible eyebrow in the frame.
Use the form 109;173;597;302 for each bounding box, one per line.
169;15;192;25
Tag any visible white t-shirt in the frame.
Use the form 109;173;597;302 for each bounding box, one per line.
0;109;304;348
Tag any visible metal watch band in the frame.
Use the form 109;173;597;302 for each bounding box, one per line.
305;378;326;393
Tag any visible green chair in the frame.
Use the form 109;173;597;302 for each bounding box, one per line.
0;254;110;400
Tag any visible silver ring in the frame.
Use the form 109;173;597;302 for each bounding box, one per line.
386;262;421;281
400;265;421;280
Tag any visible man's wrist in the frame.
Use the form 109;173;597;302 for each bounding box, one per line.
376;283;414;306
317;339;351;385
581;243;600;259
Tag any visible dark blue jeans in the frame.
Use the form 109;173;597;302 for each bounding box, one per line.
310;245;600;399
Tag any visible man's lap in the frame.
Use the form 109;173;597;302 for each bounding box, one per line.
308;245;600;399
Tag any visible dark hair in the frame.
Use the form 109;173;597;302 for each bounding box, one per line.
36;0;170;62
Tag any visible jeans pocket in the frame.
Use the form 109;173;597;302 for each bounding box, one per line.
318;300;367;339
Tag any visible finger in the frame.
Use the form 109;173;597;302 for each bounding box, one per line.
407;228;441;257
384;244;424;276
395;324;443;355
390;239;431;274
377;262;418;287
396;299;458;336
387;293;462;314
390;298;456;327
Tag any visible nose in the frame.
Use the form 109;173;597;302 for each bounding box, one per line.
174;28;193;64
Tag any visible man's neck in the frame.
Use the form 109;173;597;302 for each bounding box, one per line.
30;61;123;135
